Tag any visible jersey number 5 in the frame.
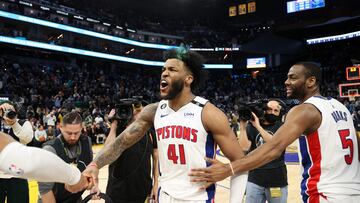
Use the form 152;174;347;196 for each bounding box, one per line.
338;129;353;165
167;144;186;164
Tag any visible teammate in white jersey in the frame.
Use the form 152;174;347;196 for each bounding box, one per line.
190;62;360;203
83;47;246;202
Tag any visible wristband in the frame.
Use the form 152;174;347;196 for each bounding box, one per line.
229;162;235;175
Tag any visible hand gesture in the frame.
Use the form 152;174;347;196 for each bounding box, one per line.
189;157;232;190
82;164;100;193
64;174;92;193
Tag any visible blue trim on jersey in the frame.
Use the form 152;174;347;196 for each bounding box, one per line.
206;197;213;203
158;160;162;177
313;95;331;100
299;136;311;203
157;187;161;203
205;133;216;201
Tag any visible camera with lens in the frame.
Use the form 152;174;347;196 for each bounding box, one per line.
4;109;17;119
0;100;17;119
237;99;268;121
109;97;143;135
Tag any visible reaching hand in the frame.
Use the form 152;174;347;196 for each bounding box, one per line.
90;184;101;200
82;164;100;193
189;157;232;190
64;174;92;193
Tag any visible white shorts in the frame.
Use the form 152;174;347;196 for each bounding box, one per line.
320;195;360;203
158;188;214;203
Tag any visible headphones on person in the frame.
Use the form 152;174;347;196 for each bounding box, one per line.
269;98;287;117
82;192;113;203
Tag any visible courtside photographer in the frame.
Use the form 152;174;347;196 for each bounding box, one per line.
0;99;34;203
238;99;288;203
104;97;158;203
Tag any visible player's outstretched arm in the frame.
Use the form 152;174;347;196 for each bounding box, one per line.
0;133;87;192
190;104;321;183
83;103;158;186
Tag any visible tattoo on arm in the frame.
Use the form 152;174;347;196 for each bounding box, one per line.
93;103;158;168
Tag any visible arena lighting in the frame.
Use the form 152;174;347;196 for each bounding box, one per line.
306;30;360;44
86;18;100;23
40;6;50;11
0;36;233;69
56;10;68;16
0;10;175;50
73;15;83;20
19;1;32;7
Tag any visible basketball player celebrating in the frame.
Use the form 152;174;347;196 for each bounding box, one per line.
0;131;91;193
83;48;247;202
190;62;360;203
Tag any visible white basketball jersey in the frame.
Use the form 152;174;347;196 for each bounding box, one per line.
299;96;360;202
154;96;216;201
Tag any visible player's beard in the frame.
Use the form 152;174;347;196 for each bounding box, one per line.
288;85;306;100
161;79;184;100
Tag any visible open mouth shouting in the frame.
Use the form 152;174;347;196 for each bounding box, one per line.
160;79;169;92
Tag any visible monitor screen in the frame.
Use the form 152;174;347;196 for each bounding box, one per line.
287;0;325;13
247;57;266;69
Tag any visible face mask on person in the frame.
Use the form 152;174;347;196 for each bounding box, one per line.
264;113;281;123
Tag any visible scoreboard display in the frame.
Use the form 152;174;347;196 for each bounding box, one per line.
287;0;325;13
247;57;266;69
346;66;360;80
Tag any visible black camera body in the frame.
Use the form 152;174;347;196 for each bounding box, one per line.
110;97;143;136
238;99;268;121
4;109;17;119
0;100;17;119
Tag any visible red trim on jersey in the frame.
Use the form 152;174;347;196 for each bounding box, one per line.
306;130;322;202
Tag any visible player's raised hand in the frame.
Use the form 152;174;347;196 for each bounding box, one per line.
189;157;232;190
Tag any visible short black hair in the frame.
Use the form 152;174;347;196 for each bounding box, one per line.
62;111;82;125
163;47;207;91
295;61;322;86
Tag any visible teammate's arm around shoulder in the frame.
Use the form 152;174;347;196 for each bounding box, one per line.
202;103;244;161
230;103;322;173
190;103;321;185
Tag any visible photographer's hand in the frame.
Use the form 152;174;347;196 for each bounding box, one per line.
108;109;116;119
105;110;118;146
249;112;260;129
250;112;273;143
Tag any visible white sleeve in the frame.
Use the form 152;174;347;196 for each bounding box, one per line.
11;120;34;144
0;142;81;185
230;172;248;203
